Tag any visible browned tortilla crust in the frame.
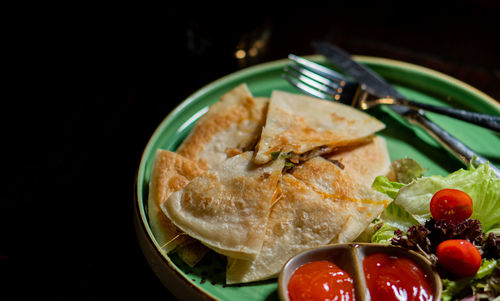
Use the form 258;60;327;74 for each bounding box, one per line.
148;149;204;253
176;84;267;170
254;91;385;164
161;151;284;260
327;136;391;187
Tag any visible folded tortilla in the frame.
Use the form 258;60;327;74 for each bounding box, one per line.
148;149;204;252
226;157;391;284
152;84;268;267
176;83;268;170
254;90;385;164
161;151;284;260
290;157;391;243
327;135;391;187
226;173;349;284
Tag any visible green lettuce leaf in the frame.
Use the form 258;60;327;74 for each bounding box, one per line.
371;176;419;236
372;176;405;199
441;259;499;301
475;258;498;280
442;277;471;301
370;222;398;244
371;176;419;243
354;220;383;243
378;202;419;231
390;157;426;184
393;163;500;233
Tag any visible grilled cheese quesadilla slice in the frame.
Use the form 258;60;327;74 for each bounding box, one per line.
176;83;268;170
254;90;385;165
226;157;391;284
226;173;350;284
148;149;204;252
161;151;284;260
290;157;392;243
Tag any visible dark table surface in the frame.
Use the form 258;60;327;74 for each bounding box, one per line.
3;2;499;300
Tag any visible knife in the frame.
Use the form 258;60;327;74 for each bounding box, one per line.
313;41;500;178
312;41;500;131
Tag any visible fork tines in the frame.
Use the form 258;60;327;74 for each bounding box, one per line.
283;54;347;101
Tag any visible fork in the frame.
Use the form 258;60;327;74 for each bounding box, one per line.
283;54;500;132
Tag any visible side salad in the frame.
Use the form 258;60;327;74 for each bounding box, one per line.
367;160;500;300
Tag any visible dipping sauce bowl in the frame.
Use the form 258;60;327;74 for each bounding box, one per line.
278;243;442;301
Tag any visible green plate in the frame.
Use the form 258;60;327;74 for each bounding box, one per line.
134;56;500;300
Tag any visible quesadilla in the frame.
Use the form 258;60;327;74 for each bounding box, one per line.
226;157;391;284
148;149;210;266
327;135;391;187
161;151;284;260
290;157;392;243
148;149;204;252
226;173;350;284
176;83;268;170
253;90;385;165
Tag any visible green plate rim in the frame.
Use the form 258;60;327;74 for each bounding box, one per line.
134;55;499;300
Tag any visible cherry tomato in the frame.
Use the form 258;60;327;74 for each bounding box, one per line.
436;239;482;277
430;189;473;222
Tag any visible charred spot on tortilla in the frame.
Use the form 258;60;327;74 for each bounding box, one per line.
327;158;345;170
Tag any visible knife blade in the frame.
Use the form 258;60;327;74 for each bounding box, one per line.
312;41;420;118
313;42;404;99
313;41;500;177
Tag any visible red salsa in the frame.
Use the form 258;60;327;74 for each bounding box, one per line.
288;260;355;301
363;253;433;301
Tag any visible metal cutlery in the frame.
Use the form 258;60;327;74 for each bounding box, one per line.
283;42;500;177
284;54;500;132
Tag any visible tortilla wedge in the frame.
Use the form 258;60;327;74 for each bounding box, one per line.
225;173;349;284
161;151;285;260
290;157;392;243
148;149;204;251
226;157;391;284
254;90;385;165
176;83;268;170
147;149;210;266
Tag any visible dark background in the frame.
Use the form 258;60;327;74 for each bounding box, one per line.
3;1;499;300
